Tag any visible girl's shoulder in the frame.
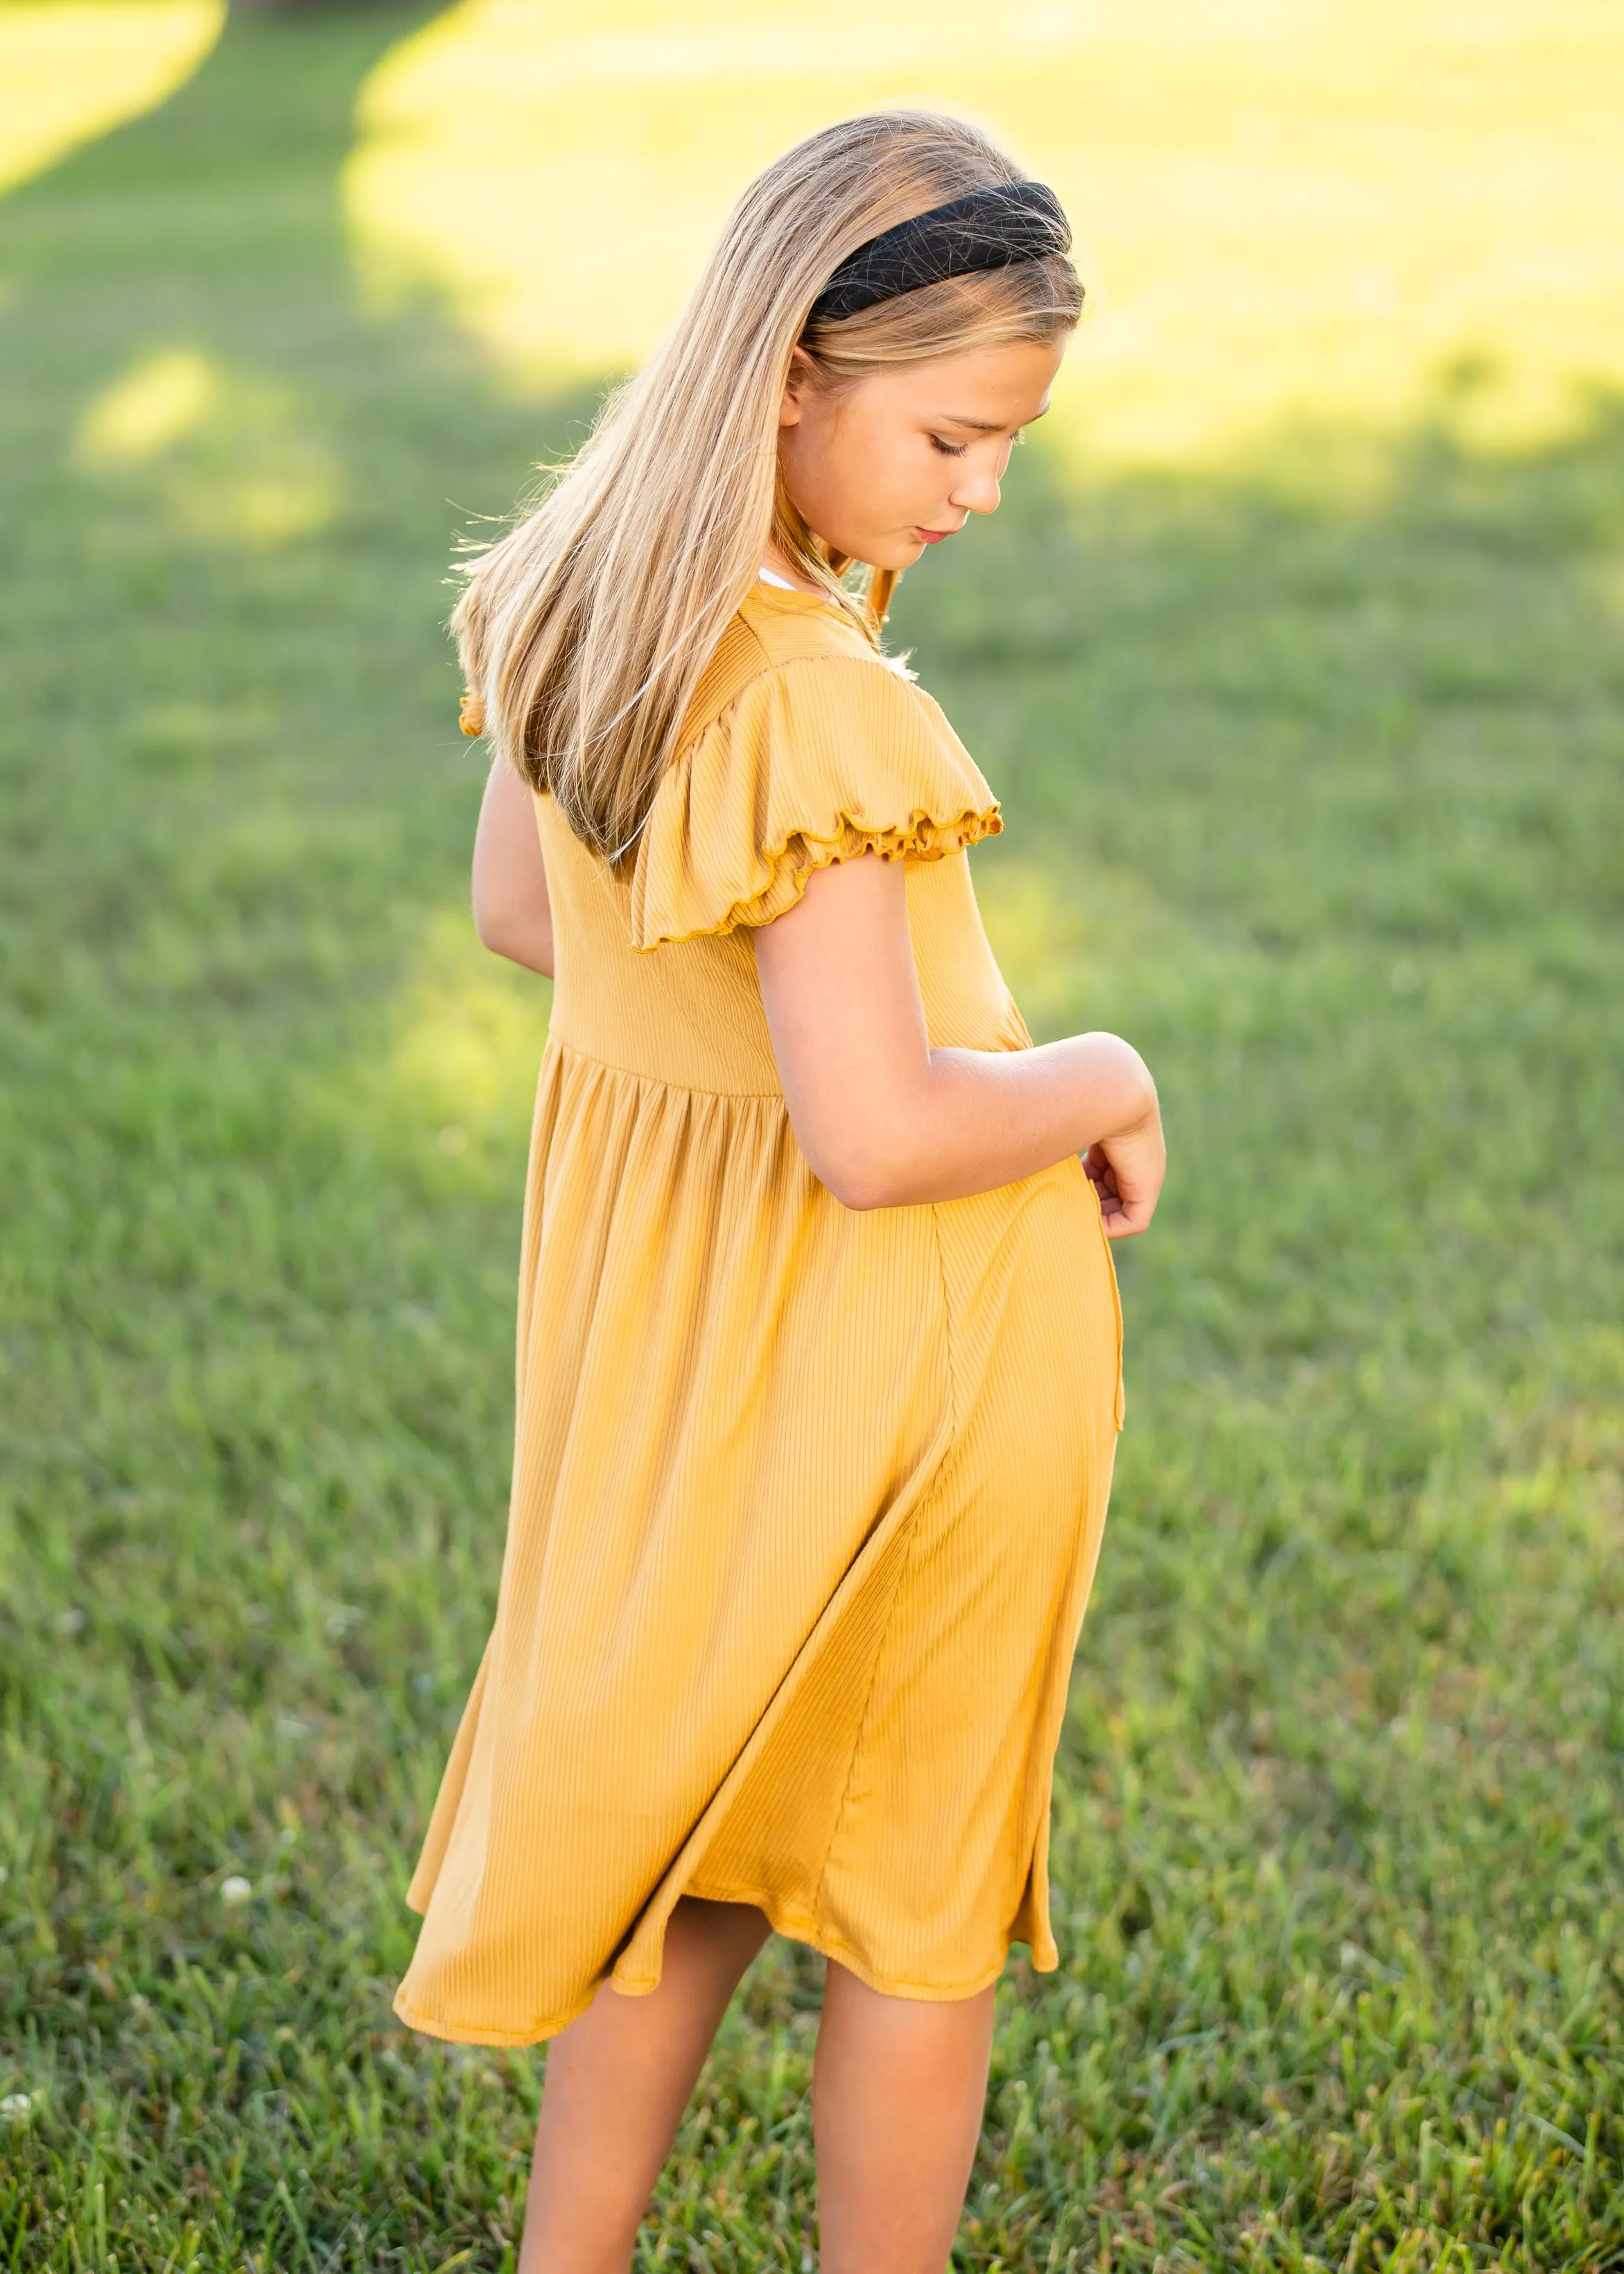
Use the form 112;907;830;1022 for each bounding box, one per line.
683;580;900;740
629;587;1000;952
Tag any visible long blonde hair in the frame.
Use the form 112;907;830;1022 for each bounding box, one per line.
453;112;1083;866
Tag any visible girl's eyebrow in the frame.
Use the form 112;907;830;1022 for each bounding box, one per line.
937;406;1049;432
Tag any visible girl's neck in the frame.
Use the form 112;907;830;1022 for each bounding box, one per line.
760;544;823;595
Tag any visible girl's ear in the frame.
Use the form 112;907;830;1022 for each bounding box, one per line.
779;346;813;430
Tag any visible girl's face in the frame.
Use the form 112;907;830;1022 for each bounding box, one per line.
776;335;1067;572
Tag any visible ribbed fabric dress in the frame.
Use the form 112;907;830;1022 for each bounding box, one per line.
394;579;1124;2048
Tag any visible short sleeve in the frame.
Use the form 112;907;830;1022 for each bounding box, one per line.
627;655;1001;951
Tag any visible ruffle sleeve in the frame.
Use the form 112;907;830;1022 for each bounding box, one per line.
628;654;1002;951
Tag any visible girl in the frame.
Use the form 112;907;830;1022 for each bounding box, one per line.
396;110;1164;2274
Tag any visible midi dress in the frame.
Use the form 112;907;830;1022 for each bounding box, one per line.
394;578;1124;2047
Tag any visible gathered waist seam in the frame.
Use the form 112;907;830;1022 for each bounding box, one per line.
544;1030;787;1104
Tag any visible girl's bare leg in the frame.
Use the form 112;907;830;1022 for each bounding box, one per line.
812;1962;997;2274
517;1896;770;2274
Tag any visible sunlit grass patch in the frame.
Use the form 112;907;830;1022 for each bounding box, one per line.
72;347;342;544
387;905;550;1152
345;0;1624;467
0;0;222;197
75;345;220;462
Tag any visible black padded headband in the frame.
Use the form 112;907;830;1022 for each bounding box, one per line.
807;181;1072;328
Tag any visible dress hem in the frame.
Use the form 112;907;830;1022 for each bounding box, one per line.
392;1885;1055;2049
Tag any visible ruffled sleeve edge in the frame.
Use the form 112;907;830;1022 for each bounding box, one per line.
629;659;1002;951
645;801;1002;951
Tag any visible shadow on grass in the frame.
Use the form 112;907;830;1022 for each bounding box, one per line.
1;17;1622;2268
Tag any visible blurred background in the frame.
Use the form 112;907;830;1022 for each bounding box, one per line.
1;3;1620;2267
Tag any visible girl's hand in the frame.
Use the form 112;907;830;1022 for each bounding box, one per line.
1083;1107;1164;1239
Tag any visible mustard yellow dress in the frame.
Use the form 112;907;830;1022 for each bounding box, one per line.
394;581;1124;2047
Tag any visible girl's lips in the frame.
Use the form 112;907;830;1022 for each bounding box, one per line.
914;526;957;545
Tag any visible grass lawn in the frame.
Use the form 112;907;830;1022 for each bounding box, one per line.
2;8;1622;2270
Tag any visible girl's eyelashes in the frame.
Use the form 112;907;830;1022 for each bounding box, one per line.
929;429;1025;458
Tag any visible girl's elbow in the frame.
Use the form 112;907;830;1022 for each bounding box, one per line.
803;1131;922;1213
473;904;516;959
474;903;552;976
823;1169;895;1212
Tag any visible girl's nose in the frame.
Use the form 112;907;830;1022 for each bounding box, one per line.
950;469;1002;517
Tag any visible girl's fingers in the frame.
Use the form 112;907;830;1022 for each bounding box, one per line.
1087;1133;1162;1235
1097;1169;1161;1237
1083;1144;1119;1197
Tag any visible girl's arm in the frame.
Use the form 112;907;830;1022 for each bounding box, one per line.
753;853;1164;1230
472;754;555;978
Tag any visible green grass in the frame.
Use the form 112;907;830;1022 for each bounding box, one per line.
2;13;1623;2271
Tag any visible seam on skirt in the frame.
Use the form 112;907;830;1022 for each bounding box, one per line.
545;1031;787;1104
805;1229;959;1939
805;1450;950;1939
926;1201;962;1436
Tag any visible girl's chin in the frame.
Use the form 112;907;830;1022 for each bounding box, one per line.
812;537;918;571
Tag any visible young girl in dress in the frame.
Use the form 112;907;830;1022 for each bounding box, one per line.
396;109;1164;2274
